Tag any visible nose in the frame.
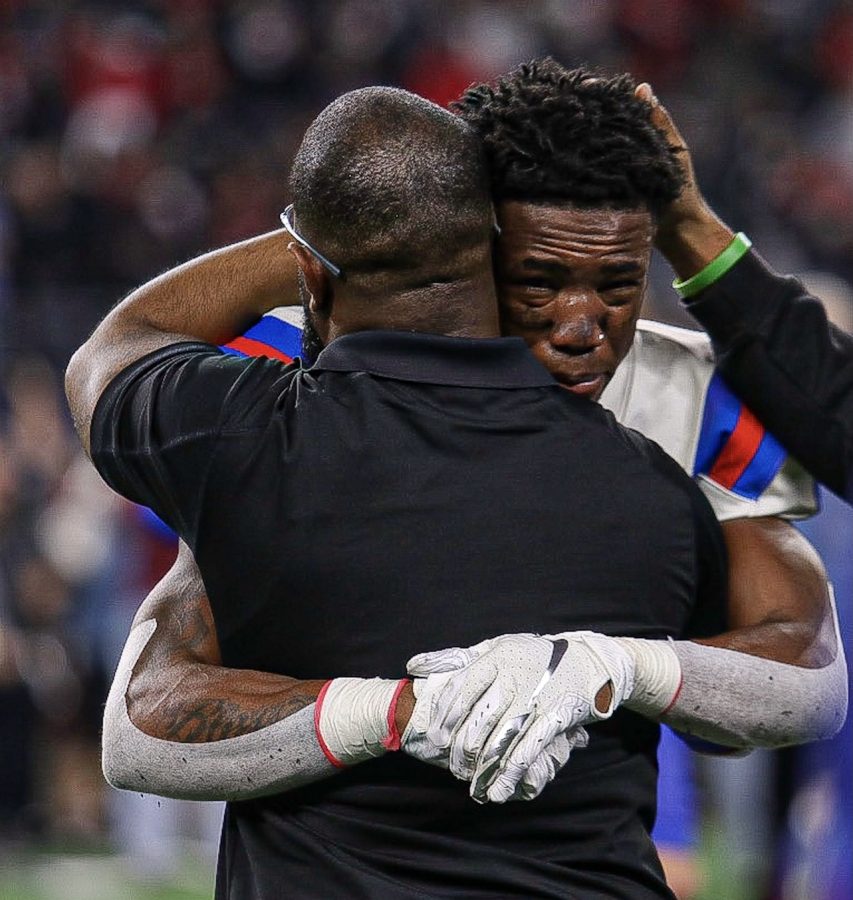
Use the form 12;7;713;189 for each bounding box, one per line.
549;295;606;355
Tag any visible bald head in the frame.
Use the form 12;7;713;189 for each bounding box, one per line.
289;87;494;288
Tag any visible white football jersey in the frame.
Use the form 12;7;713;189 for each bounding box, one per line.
222;311;818;523
600;320;817;521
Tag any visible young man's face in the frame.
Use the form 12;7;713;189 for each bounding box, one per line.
495;202;653;402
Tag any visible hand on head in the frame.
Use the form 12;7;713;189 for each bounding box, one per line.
634;83;709;239
634;82;735;273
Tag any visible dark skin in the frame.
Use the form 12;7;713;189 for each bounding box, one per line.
128;542;415;741
83;93;831;763
496;204;651;403
127;519;830;744
125;206;831;748
67;206;500;744
495;200;833;671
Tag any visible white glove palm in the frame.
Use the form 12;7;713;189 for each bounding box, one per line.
403;631;634;803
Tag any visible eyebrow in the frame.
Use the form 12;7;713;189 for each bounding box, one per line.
520;259;568;275
520;259;643;277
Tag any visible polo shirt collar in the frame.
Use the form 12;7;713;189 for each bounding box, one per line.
314;330;556;389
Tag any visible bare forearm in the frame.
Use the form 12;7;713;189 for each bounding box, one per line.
103;621;330;800
111;229;298;344
126;552;413;743
693;619;834;668
102;546;415;800
105;616;411;801
655;213;734;282
66;229;298;452
132;663;326;743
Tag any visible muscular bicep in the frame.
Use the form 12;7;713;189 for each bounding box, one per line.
102;542;397;800
130;539;221;661
696;517;835;667
125;541;324;742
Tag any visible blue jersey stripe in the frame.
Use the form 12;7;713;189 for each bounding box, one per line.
243;315;303;359
137;504;177;540
732;430;787;500
694;372;786;498
693;373;742;476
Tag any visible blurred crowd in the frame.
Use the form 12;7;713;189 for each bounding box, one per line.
0;1;851;897
2;0;853;367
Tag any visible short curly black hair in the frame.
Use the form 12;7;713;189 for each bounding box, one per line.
453;58;683;216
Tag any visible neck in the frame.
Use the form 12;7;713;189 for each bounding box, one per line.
325;269;501;342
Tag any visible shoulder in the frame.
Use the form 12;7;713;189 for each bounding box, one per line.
555;387;700;496
601;320;715;473
94;340;304;446
598;404;725;564
613;416;703;498
602;321;714;422
614;321;715;427
632;319;714;366
603;320;817;520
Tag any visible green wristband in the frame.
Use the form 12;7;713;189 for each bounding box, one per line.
673;232;753;298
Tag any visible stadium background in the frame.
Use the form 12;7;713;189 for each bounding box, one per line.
0;1;851;898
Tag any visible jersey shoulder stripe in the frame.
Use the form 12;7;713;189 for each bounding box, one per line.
221;314;792;505
221;314;302;362
144;313;303;540
694;372;787;500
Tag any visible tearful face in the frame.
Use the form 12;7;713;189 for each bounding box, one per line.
496;202;653;401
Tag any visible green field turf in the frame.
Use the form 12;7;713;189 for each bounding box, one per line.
0;825;758;900
0;851;213;900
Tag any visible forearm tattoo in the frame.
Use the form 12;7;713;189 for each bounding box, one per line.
157;691;321;743
127;545;323;743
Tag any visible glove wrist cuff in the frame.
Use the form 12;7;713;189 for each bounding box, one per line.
614;638;682;716
315;677;405;766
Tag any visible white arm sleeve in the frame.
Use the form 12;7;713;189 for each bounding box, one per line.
103;619;332;801
619;589;848;749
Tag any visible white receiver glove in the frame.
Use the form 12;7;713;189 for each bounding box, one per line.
504;726;590;802
401;667;589;802
403;632;635;803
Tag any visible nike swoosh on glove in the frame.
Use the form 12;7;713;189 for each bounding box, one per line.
404;631;634;803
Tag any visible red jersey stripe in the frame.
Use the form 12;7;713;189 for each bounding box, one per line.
707;404;765;490
225;335;294;364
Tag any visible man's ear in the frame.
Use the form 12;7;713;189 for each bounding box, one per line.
286;243;333;317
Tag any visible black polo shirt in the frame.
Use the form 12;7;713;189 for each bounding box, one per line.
91;331;726;900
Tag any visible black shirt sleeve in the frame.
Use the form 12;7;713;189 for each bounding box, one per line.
685;250;853;503
89;342;300;544
682;476;729;640
616;423;729;638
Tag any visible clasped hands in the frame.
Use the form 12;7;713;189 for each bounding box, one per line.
400;631;635;804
